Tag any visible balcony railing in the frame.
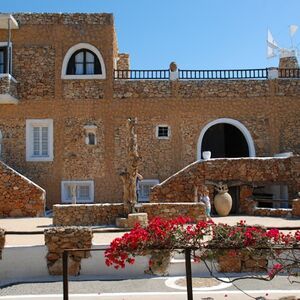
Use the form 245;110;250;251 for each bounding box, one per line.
114;69;170;80
179;68;268;79
114;68;300;80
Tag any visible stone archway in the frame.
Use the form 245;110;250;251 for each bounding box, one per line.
197;118;256;160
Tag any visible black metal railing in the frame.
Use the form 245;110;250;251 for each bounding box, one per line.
179;68;268;79
114;68;300;80
114;69;170;80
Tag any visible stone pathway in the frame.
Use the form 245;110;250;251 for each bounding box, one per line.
0;215;299;246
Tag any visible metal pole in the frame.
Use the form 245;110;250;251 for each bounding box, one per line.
185;248;193;300
63;250;69;300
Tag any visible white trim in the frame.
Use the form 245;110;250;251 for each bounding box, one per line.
0;73;17;83
138;179;160;202
61;43;106;79
155;124;171;139
197;118;256;160
0;42;13;74
26;119;53;162
0;94;18;104
61;180;94;203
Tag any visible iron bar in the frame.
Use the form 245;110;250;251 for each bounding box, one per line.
185;248;193;300
63;250;69;300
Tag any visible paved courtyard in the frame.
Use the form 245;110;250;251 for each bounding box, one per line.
0;215;299;246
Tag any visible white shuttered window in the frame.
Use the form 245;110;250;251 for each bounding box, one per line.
26;119;53;161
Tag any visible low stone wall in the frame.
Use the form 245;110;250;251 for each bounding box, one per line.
218;250;267;273
0;229;5;260
137;202;206;221
44;227;93;275
150;157;300;204
53;203;125;226
53;202;207;226
0;161;45;217
253;207;292;217
292;198;300;216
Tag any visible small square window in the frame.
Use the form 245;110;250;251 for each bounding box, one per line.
61;180;94;203
156;125;170;139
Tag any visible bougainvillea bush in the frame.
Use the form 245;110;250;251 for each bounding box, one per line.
105;217;300;279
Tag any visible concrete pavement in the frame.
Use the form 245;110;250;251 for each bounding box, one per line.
0;215;299;246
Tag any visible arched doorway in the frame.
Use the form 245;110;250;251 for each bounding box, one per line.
197;118;255;160
197;118;256;214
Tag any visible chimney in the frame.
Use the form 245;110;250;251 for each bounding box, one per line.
117;53;130;70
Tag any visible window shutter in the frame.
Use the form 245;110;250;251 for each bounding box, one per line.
41;127;49;156
33;127;40;156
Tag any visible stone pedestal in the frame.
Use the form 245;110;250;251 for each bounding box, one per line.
116;213;148;228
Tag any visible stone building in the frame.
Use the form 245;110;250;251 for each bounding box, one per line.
0;13;299;212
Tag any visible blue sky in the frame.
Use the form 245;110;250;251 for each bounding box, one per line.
1;0;300;69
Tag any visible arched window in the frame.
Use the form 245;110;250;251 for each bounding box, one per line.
67;49;102;75
61;43;106;79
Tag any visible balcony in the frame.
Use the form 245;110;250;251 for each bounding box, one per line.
0;74;18;104
114;68;300;80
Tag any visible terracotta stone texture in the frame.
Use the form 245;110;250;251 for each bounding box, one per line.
44;226;93;276
0;13;299;209
0;161;45;217
138;203;206;221
292;199;300;216
150;157;300;215
53;203;125;226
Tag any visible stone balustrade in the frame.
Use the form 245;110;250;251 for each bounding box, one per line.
44;227;93;275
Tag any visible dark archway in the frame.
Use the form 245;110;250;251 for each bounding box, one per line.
201;123;249;159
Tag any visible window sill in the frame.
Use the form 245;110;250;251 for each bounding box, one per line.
26;156;53;162
61;74;106;80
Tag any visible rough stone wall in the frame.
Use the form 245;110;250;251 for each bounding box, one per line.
0;13;299;208
53;202;206;226
44;227;93;275
0;160;45;217
137;203;206;221
13;46;55;100
53;203;125;226
62;80;105;100
0;76;18;98
150;157;300;210
117;53;130;70
292;198;300;216
0;229;5;260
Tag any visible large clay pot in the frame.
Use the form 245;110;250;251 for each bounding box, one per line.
214;184;232;217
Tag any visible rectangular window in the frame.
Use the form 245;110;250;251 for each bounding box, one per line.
156;125;170;139
61;181;94;203
0;47;7;74
26;119;53;161
138;179;159;202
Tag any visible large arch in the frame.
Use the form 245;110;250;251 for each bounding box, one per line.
61;43;106;79
197;118;256;160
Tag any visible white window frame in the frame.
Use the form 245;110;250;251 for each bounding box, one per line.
0;41;12;75
138;179;159;203
26;119;53;162
61;180;94;203
156;125;171;139
61;43;106;80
